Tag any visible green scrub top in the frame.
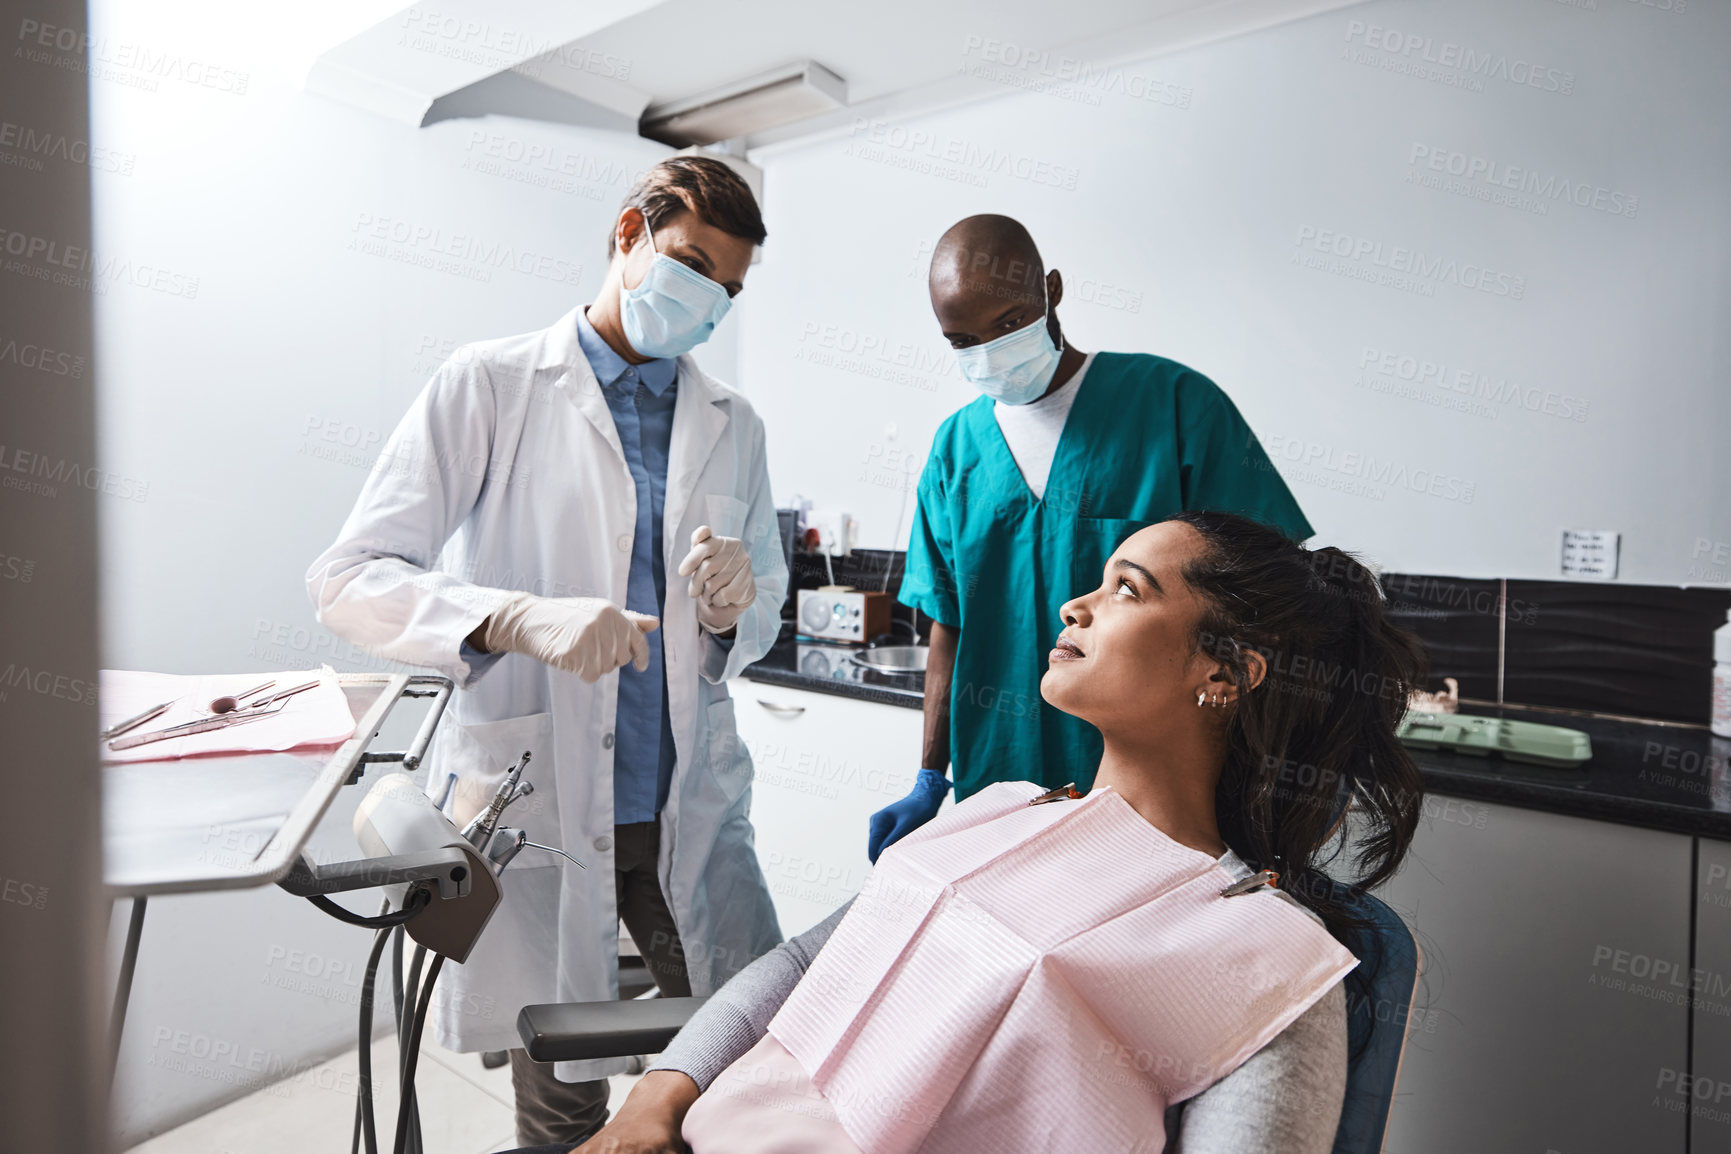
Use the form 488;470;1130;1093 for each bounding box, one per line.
898;351;1313;800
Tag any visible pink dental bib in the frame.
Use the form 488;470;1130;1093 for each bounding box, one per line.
767;781;1358;1154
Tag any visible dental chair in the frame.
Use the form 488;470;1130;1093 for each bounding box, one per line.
516;888;1421;1154
1328;887;1422;1154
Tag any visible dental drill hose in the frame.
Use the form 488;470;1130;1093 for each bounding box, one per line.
394;953;445;1154
354;923;424;1154
388;927;409;1154
318;891;428;1154
336;758;545;1154
400;944;427;1154
353;923;391;1154
391;926;404;1045
311;887;430;929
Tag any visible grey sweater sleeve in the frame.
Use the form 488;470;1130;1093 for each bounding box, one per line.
651;896;1348;1154
1166;982;1349;1154
647;899;853;1090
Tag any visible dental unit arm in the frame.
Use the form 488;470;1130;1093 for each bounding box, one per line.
275;750;585;1154
276;750;582;962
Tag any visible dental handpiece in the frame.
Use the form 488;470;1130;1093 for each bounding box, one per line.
488;828;586;872
461;750;532;850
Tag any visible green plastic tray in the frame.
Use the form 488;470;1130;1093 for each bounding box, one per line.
1396;712;1592;768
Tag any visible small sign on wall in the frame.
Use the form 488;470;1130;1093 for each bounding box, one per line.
1561;530;1619;580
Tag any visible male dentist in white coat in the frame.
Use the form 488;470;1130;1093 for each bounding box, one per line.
306;156;785;1147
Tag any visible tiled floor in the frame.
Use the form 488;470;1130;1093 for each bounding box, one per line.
126;1038;642;1154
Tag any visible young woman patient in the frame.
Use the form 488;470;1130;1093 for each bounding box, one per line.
541;511;1426;1154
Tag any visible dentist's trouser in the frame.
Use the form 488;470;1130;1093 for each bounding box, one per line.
508;820;692;1147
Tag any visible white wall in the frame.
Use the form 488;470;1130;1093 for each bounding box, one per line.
82;2;727;1141
740;0;1731;586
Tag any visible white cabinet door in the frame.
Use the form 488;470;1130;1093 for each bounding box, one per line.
729;679;928;935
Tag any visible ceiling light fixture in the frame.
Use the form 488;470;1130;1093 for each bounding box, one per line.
641;60;846;148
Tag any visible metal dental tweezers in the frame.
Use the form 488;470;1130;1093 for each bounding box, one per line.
108;699;289;751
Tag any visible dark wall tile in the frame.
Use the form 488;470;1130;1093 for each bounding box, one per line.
1379;574;1502;701
779;552;1731;721
1504;581;1731;724
785;548;923;642
789;547;903;596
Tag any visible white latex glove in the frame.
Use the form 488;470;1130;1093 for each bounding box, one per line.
676;525;755;635
480;593;659;682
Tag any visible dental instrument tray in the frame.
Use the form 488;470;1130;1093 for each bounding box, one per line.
1396;712;1592;768
101;672;454;896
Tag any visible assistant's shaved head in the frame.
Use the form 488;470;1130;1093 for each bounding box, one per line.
930;214;1045;307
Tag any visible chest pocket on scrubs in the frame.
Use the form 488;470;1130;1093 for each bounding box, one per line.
433;711;563;863
705;698;754;808
1074;517;1152;585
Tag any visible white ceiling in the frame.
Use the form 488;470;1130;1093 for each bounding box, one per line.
309;0;1368;150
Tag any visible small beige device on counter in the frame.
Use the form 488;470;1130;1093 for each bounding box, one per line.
797;586;893;643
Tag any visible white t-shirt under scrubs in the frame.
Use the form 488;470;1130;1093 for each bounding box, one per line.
992;352;1095;499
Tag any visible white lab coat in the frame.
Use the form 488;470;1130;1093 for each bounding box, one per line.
306;307;785;1079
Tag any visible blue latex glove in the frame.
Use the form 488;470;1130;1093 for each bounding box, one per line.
868;769;950;863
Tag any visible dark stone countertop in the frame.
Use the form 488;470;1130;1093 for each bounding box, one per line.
1399;703;1731;841
742;638;1731;842
741;637;924;709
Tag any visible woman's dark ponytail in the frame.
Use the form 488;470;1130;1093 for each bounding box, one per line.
1166;512;1428;943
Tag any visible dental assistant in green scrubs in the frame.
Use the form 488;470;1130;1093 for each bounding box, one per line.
868;214;1313;861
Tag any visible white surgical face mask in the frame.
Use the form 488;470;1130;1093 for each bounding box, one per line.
619;220;732;359
953;308;1063;405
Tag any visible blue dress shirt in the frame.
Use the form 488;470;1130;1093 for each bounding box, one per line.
577;309;680;824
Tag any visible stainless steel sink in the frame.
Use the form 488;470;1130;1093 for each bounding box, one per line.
847;645;929;674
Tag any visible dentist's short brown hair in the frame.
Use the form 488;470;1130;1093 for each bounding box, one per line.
608;155;766;257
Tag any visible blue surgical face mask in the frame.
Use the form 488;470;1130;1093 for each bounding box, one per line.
619;220;732;359
953;308;1063;405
